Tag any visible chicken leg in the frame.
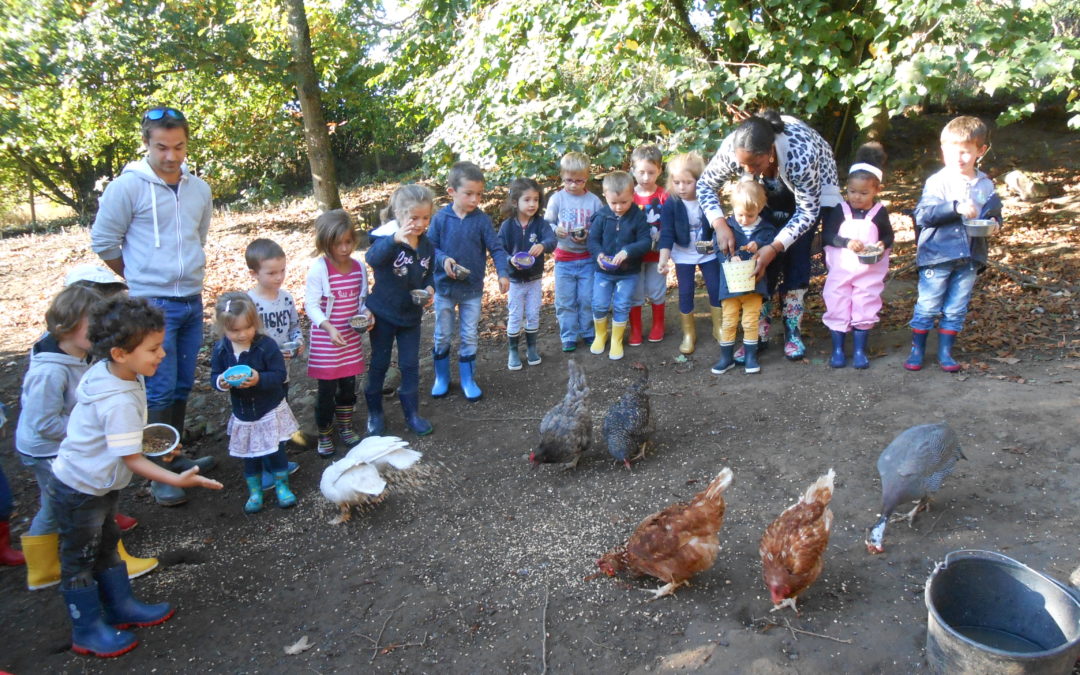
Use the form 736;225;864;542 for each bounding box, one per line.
641;579;686;601
770;597;799;615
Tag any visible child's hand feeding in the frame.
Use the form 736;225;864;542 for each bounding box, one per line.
611;250;629;266
847;240;865;253
528;243;544;257
323;323;347;347
236;370;260;389
177;466;223;490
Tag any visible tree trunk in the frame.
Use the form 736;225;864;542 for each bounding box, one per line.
282;0;341;212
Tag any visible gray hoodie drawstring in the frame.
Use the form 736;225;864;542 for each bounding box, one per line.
150;181;160;247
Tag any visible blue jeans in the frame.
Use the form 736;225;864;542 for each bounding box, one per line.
592;272;639;323
675;259;721;313
145;295;204;411
0;465;12;521
433;293;482;358
19;454;57;534
554;259;594;342
367;315;421;396
47;477;121;588
911;260;978;333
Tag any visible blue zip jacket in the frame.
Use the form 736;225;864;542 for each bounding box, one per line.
586;204;652;277
914;169;1002;269
717;215;777;300
210;334;287;422
365;224;435;327
658;197;714;250
498;214;556;283
429;205;509;301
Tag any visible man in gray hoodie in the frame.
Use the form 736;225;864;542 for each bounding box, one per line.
90;107;215;506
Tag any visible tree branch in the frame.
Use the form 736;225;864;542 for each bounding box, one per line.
666;0;713;61
5;150;79;212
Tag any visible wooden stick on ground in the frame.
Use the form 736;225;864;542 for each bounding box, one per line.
371;598;409;662
540;585;550;675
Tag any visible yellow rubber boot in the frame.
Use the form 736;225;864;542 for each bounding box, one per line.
590;318;609;355
609;321;627;360
21;533;60;590
709;306;723;343
118;539;158;579
679;312;697;354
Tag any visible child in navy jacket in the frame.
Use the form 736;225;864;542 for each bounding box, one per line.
499;178;556;370
711;181;777;375
210;292;298;513
587;171;653;360
365;185;437;437
428;162;510;401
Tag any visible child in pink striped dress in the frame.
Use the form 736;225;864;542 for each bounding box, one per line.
304;209;371;458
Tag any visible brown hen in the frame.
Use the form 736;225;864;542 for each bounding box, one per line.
759;469;835;614
597;468;733;600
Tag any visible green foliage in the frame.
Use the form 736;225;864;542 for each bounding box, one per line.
383;0;1080;179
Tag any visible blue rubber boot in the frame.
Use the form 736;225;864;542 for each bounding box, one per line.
431;349;451;398
273;471;297;508
244;476;263;513
904;329;929;371
364;392;385;436
938;329;961;372
829;330;847;368
710;343;736;374
743;341;761;374
852;329;870;369
64;582;138;658
399;391;433;436
261;460;298;491
96;563;174;629
458;355;482;401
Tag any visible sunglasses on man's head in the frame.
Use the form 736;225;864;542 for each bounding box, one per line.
143;107;186;122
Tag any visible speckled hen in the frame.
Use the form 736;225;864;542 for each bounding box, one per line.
866;424;965;553
531;359;591;468
601;363;652;468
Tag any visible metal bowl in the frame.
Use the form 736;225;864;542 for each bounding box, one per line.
281;341;300;358
695;240;716;254
857;246;884;265
222;364;253;385
964;219;999;237
142;423;180;456
451;263;471;280
349;314;370;333
410;289;431;305
570;228;587;240
512;252;535;269
598;255;620;272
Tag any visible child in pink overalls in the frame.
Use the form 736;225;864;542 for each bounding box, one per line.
821;143;893;369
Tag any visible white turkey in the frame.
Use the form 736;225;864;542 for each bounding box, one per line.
319;436;422;524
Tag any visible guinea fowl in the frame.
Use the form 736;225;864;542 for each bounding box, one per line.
531;359;591;468
866;423;965;554
320;436;422;524
597;468;734;600
602;363;652;468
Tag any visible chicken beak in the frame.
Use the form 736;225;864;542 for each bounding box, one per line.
624;459;632;470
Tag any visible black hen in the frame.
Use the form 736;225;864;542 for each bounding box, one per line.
531;360;591;468
866;423;965;553
602;363;652;468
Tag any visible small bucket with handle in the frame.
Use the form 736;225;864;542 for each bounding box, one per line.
722;257;757;294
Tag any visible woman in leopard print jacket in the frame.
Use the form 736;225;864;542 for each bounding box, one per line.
697;110;841;361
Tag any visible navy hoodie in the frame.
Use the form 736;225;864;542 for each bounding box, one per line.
586;203;652;277
428;204;509;301
365;224;435;327
210;334;287;422
498;214;557;283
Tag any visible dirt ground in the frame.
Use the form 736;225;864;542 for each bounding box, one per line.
0;113;1077;674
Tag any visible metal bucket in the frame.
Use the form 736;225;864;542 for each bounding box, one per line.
925;550;1080;675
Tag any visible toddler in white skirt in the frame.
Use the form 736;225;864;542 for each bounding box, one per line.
210;292;299;513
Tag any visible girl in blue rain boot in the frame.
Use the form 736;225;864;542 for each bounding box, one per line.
210;293;299;512
48;297;222;657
